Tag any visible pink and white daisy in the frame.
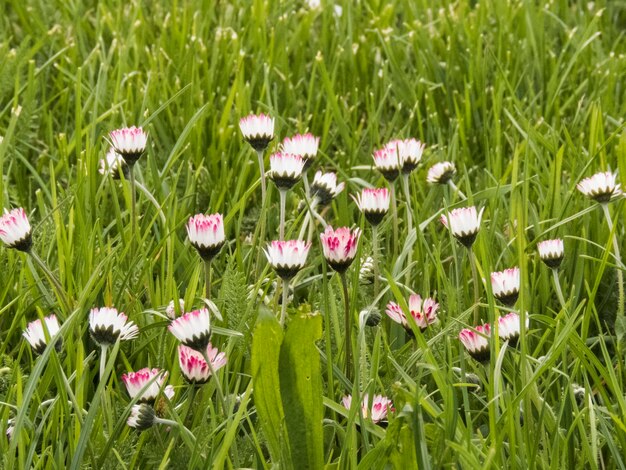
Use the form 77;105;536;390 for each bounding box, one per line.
127;403;156;431
88;307;139;346
537;239;564;269
99;148;129;179
281;133;320;170
342;394;394;424
0;208;32;251
121;368;174;404
372;148;402;182
109;126;148;165
440;206;484;248
491;267;521;306
311;171;345;205
168;308;212;351
269;152;305;190
239;113;275;151
178;343;227;384
576;171;622;203
497;312;528;346
23;315;62;355
265;240;311;280
354;188;390;226
385;294;439;333
384;138;425;174
186;213;226;261
426;161;456;184
320;226;361;273
459;324;491;362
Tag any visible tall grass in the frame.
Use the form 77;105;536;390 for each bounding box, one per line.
1;0;626;467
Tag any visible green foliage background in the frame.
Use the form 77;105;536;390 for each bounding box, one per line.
2;0;626;468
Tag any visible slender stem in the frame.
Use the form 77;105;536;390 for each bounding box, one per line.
201;349;228;416
129;164;137;239
372;225;380;295
254;180;270;279
602;203;624;320
303;172;310;199
29;250;71;313
298;211;311;241
154;418;197;445
448;180;467;200
279;189;286;241
340;273;352;382
280;278;289;326
390;183;399;257
256;149;267;203
552;268;567;311
469;249;480;325
401;174;413;233
99;345;108;384
204;259;212;300
100;344;112;432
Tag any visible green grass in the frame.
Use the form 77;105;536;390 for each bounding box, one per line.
2;0;626;467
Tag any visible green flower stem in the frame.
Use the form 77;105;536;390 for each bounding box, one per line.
390;183;399;258
401;174;413;233
601;203;624;320
129;163;137;239
372;225;380;295
154;418;197;447
29;249;72;314
469;249;480;325
280;278;289;326
204;259;212;300
256;149;267;203
340;272;352;382
447;180;467;200
552;268;567;311
99;344;113;433
279;189;286;241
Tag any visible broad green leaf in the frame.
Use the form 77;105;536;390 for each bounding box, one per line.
279;312;324;470
251;305;289;465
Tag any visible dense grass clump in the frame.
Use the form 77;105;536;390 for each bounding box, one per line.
2;0;626;468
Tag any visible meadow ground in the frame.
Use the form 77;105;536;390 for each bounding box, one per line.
2;0;626;468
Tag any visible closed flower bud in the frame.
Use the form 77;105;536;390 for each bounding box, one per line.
269;152;305;190
186;213;226;261
576;171;622;203
384;138;425;174
311;171;345;206
320;226;361;273
354;188;390;226
264;240;311;280
127;404;156;431
178;343;227;384
440;206;484;248
373;148;402;182
537;239;564;269
459;324;491;362
23;315;62;355
385;294;439;333
89;307;139;346
109;126;148;165
168;308;212;351
121;368;174;404
239;113;275;151
0;208;32;252
491;267;520;306
426;161;456;184
281;133;319;170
